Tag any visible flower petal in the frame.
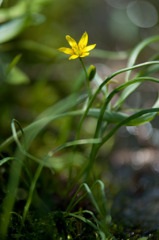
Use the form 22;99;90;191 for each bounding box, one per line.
66;35;78;48
58;47;74;55
69;55;79;60
78;32;88;48
83;44;96;52
80;52;90;58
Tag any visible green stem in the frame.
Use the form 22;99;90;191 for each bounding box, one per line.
67;58;91;184
22;164;44;225
79;57;91;98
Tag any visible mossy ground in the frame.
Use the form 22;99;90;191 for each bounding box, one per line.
8;211;100;240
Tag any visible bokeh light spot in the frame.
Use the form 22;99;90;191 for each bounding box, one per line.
105;0;132;9
127;1;158;28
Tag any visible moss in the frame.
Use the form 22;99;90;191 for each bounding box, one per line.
7;211;99;240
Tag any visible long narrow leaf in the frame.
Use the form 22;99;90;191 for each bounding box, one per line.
0;93;87;239
75;61;159;142
93;76;159;142
0;157;16;166
126;35;159;81
99;108;159;150
68;213;106;240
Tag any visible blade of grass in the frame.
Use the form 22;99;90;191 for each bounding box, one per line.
0;157;16;166
126;35;159;81
68;213;106;240
0;93;87;239
2;120;102;228
89;76;159;176
98;108;159;151
66;180;113;239
75;61;159;141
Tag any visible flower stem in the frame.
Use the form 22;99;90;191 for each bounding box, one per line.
79;57;92;98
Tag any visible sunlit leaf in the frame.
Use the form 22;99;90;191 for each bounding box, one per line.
100;108;159;149
0;16;29;43
128;95;159;126
89;108;158;126
6;66;29;85
0;157;15;166
0;0;4;7
0;0;52;22
0;2;26;22
44;153;86;170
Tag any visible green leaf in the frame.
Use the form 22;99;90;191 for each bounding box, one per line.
89;108;157;126
49;138;101;157
6;54;22;74
0;157;15;166
0;0;4;7
6;66;29;85
127;112;155;126
0;0;51;22
128;95;159;126
126;35;159;81
88;109;127;123
69;213;106;240
100;108;159;146
0;92;87;238
113;75;159;109
67;180;113;239
0;16;29;44
43;153;85;170
0;2;27;22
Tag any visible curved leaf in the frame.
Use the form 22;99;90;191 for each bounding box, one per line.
126;35;159;81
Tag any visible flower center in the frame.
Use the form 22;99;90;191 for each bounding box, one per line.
73;46;83;56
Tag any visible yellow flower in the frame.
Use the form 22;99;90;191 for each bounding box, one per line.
58;32;96;60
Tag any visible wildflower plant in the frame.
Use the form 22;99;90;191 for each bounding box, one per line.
59;32;96;97
1;28;159;240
